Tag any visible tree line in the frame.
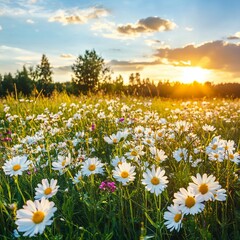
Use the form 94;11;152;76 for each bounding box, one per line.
0;50;240;98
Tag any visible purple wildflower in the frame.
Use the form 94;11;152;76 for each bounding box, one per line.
99;181;116;193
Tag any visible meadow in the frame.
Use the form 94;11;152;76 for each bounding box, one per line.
0;93;240;239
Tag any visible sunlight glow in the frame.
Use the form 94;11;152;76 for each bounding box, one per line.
181;67;209;83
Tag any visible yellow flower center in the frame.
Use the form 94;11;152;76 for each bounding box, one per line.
158;132;163;137
61;160;66;166
131;150;138;156
199;183;208;194
32;211;45;224
174;213;182;223
180;152;184;158
151;177;160;185
214;154;219;159
113;138;118;144
88;164;96;171
229;154;234;159
185;196;195;208
212;144;217;150
146;139;151;144
44;187;52;195
117;161;122;165
13;164;21;171
121;171;129;178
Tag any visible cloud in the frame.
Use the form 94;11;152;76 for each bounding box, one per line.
48;7;109;25
28;0;38;3
154;40;240;74
185;27;193;31
117;16;176;35
0;25;2;31
60;54;75;59
53;65;72;73
108;59;161;72
26;19;35;24
227;31;240;40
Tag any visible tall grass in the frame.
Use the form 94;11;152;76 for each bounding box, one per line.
0;94;239;239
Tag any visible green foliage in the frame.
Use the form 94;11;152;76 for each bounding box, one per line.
0;91;240;239
71;49;110;94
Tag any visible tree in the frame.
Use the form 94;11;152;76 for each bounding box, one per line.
15;66;34;96
36;54;53;84
35;54;54;96
2;73;15;96
72;49;110;94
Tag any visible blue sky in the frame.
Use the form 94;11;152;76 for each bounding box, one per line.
0;0;240;83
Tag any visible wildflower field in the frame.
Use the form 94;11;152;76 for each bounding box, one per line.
0;94;240;240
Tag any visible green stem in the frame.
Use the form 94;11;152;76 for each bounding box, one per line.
14;176;26;203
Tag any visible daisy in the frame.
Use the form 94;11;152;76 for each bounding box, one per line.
141;165;168;196
202;124;216;132
111;156;127;167
164;204;184;232
173;148;188;162
213;188;227;201
174;120;191;133
155;129;165;140
189;173;221;202
228;152;240;164
2;155;31;176
149;147;167;163
205;136;222;154
208;151;224;162
15;198;57;237
52;153;71;174
72;170;83;184
34;179;59;200
125;145;145;161
173;187;205;215
104;130;129;144
112;162;136;185
81;157;104;176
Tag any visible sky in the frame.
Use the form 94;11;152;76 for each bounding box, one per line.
0;0;240;84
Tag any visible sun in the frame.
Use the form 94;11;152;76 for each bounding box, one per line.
181;67;209;83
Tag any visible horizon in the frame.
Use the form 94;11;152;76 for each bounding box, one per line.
0;0;240;84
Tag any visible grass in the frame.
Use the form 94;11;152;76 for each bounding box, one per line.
0;93;240;239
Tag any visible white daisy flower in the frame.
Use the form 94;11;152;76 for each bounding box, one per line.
189;173;221;202
34;179;59;200
111;156;127;167
112;162;136;185
141;165;168;196
72;170;82;184
202;124;216;132
125;145;145;161
228;152;240;164
173;187;205;215
149;147;167;163
15;198;57;237
2;155;31;176
208;151;224;162
52;153;71;174
164;204;183;232
212;188;227;202
81;157;104;176
173;148;188;162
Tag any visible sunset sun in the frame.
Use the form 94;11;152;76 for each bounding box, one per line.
181;67;209;84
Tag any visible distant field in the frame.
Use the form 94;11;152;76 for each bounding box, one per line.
0;94;240;239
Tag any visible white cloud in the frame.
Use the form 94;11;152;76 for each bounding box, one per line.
48;7;109;25
60;53;75;59
185;27;193;31
0;25;2;31
26;19;35;24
